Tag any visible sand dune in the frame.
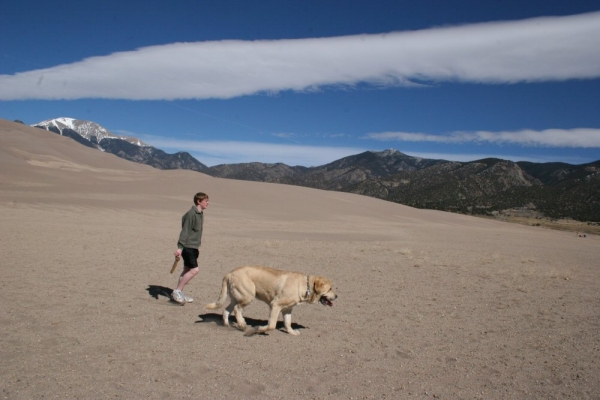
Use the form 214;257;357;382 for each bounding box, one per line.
1;119;599;399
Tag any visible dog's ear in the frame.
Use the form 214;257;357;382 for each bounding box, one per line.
313;276;331;294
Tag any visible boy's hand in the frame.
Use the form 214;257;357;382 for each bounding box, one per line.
170;251;181;274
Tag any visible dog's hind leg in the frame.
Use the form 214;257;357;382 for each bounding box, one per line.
232;303;248;331
229;284;254;331
282;308;299;336
224;300;249;330
223;300;236;327
244;305;282;336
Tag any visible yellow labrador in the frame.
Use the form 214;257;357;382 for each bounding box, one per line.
206;266;337;336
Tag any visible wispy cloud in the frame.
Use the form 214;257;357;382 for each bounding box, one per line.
365;128;600;148
271;132;295;139
139;136;366;167
1;12;599;101
405;151;594;165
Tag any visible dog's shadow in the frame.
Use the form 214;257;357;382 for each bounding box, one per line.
197;313;306;334
146;286;307;333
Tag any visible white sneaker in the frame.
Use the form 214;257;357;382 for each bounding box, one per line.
182;292;194;303
171;289;185;304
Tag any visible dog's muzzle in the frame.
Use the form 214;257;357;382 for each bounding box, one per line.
319;294;336;307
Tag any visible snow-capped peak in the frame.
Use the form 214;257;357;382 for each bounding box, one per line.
32;117;148;147
377;148;404;157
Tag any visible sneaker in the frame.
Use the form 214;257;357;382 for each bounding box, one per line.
182;293;194;303
171;289;185;304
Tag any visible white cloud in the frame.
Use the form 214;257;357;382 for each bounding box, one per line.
1;12;599;100
140;136;594;166
140;136;366;167
365;128;600;148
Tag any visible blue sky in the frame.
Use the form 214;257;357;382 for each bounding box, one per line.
1;1;600;167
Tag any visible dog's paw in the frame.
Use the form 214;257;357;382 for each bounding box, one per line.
287;329;300;336
243;327;259;337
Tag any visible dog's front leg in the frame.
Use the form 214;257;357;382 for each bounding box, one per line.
282;309;299;335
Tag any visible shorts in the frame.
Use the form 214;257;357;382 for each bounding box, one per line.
181;247;199;269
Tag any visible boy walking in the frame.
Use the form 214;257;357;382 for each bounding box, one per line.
172;192;209;304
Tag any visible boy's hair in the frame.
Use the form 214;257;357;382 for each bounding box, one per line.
194;192;209;204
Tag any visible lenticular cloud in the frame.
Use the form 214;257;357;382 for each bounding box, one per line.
1;11;600;101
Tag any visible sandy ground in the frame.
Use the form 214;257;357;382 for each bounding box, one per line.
1;119;599;399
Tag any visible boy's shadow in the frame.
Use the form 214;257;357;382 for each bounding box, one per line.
146;285;173;300
197;312;306;334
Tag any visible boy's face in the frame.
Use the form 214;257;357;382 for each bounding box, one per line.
197;198;209;210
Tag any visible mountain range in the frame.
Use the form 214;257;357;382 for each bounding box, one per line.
29;117;600;222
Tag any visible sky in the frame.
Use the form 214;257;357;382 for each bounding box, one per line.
1;1;600;167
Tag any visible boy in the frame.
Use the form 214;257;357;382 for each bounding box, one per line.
172;192;209;304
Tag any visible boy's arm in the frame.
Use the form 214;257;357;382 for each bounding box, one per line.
176;212;193;252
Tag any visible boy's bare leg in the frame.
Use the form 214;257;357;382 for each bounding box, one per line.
176;267;199;291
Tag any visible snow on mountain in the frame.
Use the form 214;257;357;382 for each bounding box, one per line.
32;117;148;148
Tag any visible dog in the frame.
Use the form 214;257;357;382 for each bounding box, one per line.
206;266;337;336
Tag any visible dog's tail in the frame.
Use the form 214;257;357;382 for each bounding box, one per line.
205;273;230;309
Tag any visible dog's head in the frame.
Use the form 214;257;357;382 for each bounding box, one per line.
311;276;337;306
